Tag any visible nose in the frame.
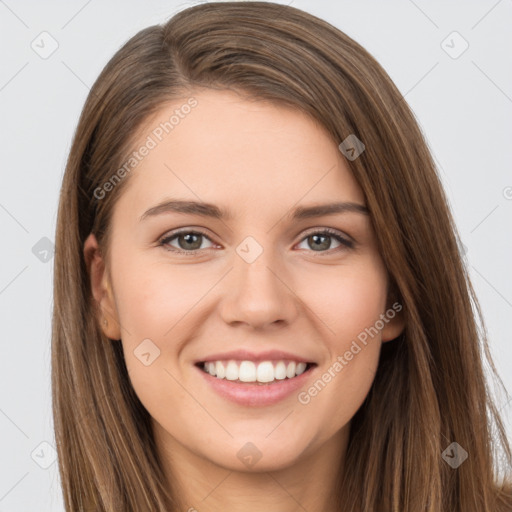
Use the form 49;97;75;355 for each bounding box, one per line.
218;244;299;330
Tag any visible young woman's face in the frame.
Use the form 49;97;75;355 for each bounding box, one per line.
85;88;404;474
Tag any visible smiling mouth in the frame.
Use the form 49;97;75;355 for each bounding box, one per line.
195;360;317;385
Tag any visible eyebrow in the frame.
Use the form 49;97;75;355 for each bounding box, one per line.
139;199;369;222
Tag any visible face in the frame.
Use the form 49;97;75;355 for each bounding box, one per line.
85;88;404;475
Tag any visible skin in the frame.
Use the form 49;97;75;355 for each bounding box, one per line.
84;88;405;511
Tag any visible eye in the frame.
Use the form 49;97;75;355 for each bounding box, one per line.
296;228;354;253
158;227;354;255
159;229;215;254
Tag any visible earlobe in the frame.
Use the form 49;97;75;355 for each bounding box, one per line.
83;233;122;340
381;313;405;343
381;297;406;343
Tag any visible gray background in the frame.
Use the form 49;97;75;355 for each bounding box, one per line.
0;0;511;510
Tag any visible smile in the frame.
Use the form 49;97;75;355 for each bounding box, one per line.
195;359;318;407
197;359;315;384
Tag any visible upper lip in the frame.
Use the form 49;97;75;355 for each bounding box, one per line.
195;349;316;365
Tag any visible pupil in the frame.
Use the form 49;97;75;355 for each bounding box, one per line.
310;234;330;251
181;233;201;250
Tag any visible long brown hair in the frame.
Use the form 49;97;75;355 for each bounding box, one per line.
52;2;512;510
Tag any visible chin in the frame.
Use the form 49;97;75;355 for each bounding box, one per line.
203;436;309;473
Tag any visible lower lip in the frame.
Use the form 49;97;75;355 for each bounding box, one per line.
195;364;317;407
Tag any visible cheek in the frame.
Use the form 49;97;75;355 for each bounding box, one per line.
110;259;205;426
112;256;212;339
305;257;388;346
110;255;221;396
294;258;387;420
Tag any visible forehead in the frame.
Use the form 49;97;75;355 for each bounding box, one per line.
114;89;365;219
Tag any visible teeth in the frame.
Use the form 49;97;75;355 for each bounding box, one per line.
286;361;296;379
216;361;225;379
201;360;310;383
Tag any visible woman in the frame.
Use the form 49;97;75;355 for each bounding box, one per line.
52;2;512;510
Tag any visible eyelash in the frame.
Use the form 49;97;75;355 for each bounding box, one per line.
158;227;355;256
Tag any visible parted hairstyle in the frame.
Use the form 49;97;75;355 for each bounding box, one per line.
52;2;512;510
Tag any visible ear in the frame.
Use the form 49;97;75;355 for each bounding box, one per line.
381;293;405;343
83;233;121;340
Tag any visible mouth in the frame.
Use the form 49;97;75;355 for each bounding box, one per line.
195;358;318;407
195;359;318;385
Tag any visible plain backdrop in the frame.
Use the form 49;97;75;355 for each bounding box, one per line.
0;0;511;510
